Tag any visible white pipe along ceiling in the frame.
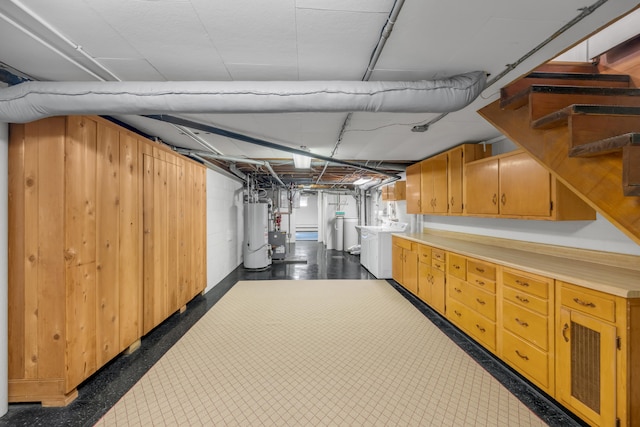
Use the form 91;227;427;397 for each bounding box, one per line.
0;71;486;123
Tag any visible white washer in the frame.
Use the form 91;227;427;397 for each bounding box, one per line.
358;222;407;278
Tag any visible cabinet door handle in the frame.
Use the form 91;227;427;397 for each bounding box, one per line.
515;295;529;304
476;298;486;305
573;298;596;308
454;310;462;317
475;280;485;286
475;324;486;333
515;318;529;327
492;194;497;205
515;350;529;361
475;267;485;273
434;263;441;269
418;199;421;208
562;323;570;342
515;279;529;287
501;193;507;205
453;264;461;270
450;196;455;207
454;287;462;293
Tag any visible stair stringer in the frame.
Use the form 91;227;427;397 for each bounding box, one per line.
478;98;640;246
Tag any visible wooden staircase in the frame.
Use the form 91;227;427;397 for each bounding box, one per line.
479;61;640;246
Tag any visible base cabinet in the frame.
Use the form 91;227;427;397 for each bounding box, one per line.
391;236;640;427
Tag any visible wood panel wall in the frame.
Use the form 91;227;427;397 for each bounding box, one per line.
8;116;206;405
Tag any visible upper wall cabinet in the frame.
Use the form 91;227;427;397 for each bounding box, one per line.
381;181;406;201
406;144;492;215
465;150;596;220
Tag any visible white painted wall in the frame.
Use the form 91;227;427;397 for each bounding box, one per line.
295;193;318;230
0;122;8;416
205;169;244;293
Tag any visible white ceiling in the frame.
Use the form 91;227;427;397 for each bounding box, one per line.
1;0;639;183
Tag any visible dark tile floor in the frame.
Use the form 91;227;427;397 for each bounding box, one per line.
0;242;586;427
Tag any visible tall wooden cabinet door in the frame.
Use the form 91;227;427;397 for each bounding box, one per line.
420;159;433;214
417;262;431;302
403;249;419;294
465;158;499;214
557;308;617;427
406;163;421;214
392;244;403;283
430;269;446;315
431;153;448;213
499;152;551;217
448;147;464;214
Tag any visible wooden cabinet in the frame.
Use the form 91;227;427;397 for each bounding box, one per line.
8;116;206;406
381;181;406;201
405;144;491;215
417;245;445;315
392;236;418;293
446;254;497;352
421;153;448;214
556;281;640;427
465;150;596;220
406;163;421;214
499;268;555;394
447;144;492;214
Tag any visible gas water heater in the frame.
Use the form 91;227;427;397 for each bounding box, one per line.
243;202;271;269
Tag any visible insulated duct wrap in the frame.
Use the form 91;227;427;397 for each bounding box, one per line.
0;71;486;123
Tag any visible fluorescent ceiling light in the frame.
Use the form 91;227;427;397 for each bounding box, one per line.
293;146;311;169
353;177;372;186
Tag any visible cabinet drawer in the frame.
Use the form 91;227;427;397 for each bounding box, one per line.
418;245;431;264
467;259;496;281
502;330;550;389
448;276;474;307
392;236;413;250
431;258;445;272
503;285;549;316
471;286;496;322
448;298;496;351
503;301;549;351
503;270;550;299
560;283;616;323
432;248;446;263
466;272;496;293
447;253;466;280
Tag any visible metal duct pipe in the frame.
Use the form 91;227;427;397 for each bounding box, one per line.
0;72;486;123
229;163;248;181
180;149;286;187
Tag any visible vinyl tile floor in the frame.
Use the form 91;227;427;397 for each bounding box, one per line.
0;242;587;427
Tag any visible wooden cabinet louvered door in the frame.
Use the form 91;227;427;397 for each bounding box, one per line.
557;307;617;427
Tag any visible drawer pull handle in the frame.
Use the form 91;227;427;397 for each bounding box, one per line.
515;280;529;287
434;263;441;269
515;318;529;327
573;298;596;308
515;350;529;361
475;267;485;273
562;323;570;342
454;288;462;293
476;280;485;286
454;310;462;317
476;298;486;305
515;295;529;304
453;264;461;270
475;324;486;333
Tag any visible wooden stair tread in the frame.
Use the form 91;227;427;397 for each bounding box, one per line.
535;61;599;74
501;72;631;104
501;85;640;110
532;105;640;129
569;133;640;157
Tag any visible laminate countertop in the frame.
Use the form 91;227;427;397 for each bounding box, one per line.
395;232;640;298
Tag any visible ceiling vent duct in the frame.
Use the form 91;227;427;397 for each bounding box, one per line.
0;71;486;123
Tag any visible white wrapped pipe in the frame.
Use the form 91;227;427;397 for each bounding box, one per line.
0;71;486;123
